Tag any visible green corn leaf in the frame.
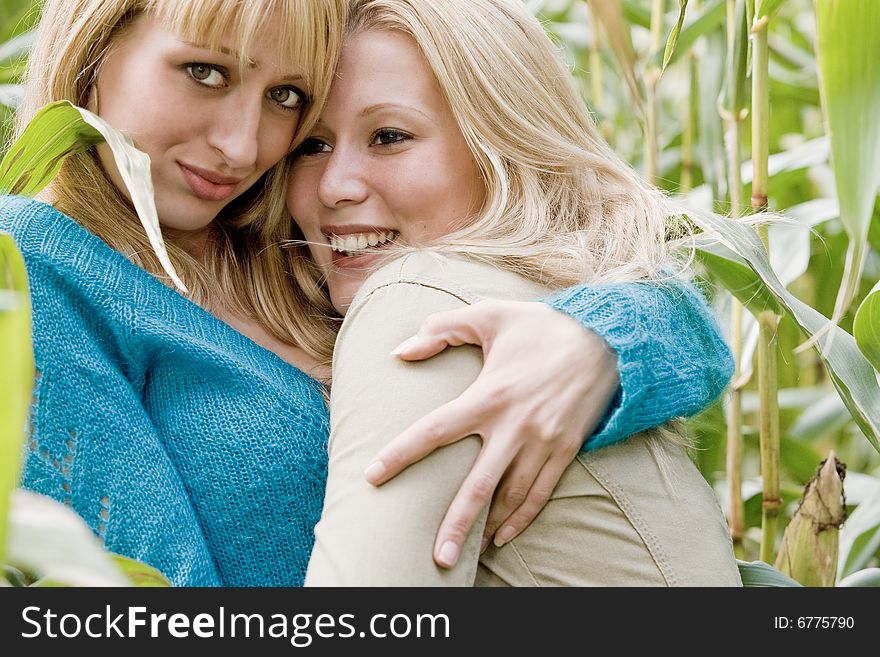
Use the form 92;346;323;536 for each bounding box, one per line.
838;483;880;578
0;233;32;566
697;31;727;197
838;568;880;587
737;559;803;586
719;0;750;115
622;0;652;28
666;0;725;70
816;0;880;323
696;239;783;316
0;0;40;44
756;0;786;20
0;101;102;194
660;0;689;75
692;211;880;453
778;436;824;485
740;136;829;184
648;0;725;73
0;30;33;74
0;100;187;292
5;490;130;586
853;281;880;372
787;391;850;444
111;553;172;587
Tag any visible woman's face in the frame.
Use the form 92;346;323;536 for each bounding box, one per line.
92;14;309;243
287;29;485;313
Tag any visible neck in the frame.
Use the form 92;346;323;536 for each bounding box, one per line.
163;224;214;263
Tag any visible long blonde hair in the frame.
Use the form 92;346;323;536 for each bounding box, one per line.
17;0;343;361
327;0;688;290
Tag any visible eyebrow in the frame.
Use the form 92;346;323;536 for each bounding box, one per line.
179;39;306;84
359;102;436;125
180;40;252;64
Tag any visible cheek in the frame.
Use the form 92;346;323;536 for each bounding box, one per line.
403;163;483;239
259;121;299;171
259;139;292;173
287;167;319;219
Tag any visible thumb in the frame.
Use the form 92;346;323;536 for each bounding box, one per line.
391;304;489;360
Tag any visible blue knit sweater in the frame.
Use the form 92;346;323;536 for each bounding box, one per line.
1;195;732;586
547;281;735;452
2;196;329;587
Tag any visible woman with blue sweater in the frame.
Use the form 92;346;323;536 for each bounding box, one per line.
1;0;734;586
292;0;740;585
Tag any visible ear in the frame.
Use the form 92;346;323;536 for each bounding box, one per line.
86;84;99;113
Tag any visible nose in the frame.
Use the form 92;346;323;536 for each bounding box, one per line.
316;145;368;208
207;96;261;171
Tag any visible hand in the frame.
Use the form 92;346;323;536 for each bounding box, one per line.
362;299;620;568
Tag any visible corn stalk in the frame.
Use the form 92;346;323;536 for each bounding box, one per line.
719;0;750;556
750;0;782;564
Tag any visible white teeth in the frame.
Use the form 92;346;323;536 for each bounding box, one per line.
329;230;396;254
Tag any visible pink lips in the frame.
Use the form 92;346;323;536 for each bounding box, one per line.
178;163;243;202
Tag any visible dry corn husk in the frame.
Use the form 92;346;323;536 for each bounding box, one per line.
774;452;846;587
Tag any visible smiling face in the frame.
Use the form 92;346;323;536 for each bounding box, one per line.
92;13;310;247
287;29;485;313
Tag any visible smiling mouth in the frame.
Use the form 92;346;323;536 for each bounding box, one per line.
328;230;398;257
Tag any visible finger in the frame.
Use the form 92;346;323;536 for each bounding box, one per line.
364;393;484;486
480;445;552;550
433;442;512;568
491;456;569;548
391;302;498;360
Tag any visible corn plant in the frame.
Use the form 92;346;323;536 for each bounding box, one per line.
537;0;880;582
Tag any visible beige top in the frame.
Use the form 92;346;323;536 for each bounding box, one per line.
305;252;741;586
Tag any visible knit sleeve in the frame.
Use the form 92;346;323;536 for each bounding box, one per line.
542;279;734;451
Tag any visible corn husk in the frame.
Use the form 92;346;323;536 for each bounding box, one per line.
774;452;846;586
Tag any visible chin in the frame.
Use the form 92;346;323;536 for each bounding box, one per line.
330;288;357;316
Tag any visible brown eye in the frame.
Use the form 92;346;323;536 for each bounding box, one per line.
293;137;331;157
373;129;410;146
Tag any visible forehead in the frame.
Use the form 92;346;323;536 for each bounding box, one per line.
146;0;315;79
334;30;439;103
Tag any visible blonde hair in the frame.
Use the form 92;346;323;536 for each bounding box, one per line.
17;0;343;362
334;0;690;289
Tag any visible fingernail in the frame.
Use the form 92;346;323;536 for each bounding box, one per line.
438;541;460;567
480;536;490;553
390;335;419;356
364;461;386;484
494;525;516;547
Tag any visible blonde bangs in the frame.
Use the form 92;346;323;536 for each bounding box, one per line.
146;0;342;139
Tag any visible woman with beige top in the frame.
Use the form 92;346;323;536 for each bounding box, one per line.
289;0;741;585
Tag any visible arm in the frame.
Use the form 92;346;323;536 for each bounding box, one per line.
543;277;735;451
306;280;486;586
368;276;733;561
